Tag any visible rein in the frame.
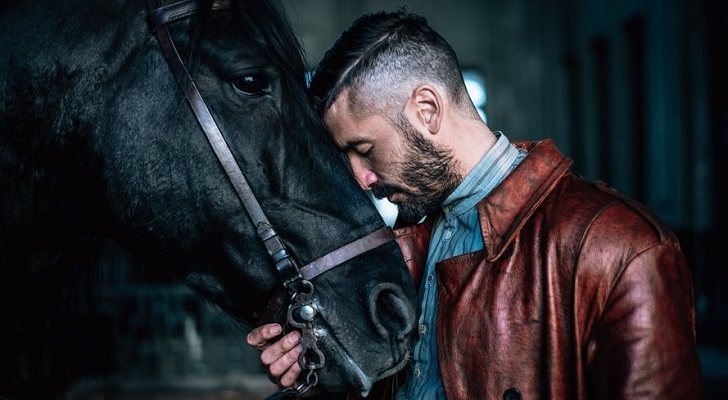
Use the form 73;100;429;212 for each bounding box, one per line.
147;0;394;397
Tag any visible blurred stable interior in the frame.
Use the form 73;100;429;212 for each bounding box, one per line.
44;0;728;398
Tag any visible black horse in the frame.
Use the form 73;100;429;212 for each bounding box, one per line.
0;0;416;397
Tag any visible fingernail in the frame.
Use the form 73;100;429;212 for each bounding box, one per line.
270;325;282;335
294;344;303;354
288;331;300;344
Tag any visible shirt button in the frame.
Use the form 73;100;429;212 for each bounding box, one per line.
444;230;452;240
413;368;421;377
418;324;427;334
427;275;434;283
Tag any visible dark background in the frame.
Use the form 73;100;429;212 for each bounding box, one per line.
28;0;728;398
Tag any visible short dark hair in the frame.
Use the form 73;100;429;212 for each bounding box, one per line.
309;10;469;120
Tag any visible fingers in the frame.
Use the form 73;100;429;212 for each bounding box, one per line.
246;323;283;350
260;330;300;366
279;356;303;387
246;324;304;388
268;341;303;387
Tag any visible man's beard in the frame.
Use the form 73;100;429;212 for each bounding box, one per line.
371;115;462;224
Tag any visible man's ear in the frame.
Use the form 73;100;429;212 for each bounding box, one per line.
410;85;443;135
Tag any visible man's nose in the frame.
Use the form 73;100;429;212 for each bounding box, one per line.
350;157;378;190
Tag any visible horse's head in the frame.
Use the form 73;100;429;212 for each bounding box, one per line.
0;0;416;395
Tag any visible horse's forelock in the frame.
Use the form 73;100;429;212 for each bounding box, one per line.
177;0;316;130
233;0;315;123
221;0;334;174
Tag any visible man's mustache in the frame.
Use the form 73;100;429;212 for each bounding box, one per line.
371;183;409;200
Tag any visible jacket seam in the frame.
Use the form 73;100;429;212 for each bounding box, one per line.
583;242;666;367
593;182;668;245
574;200;621;266
573;199;620;370
579;217;666;373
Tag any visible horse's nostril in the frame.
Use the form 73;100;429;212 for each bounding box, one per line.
369;284;415;340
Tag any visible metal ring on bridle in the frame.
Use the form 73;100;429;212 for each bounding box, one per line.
294;370;319;395
294;381;311;396
299;280;314;295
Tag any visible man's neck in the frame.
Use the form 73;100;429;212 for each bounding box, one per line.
447;117;497;178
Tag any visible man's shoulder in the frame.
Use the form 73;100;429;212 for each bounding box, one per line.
508;140;672;247
537;174;685;301
545;175;679;251
541;175;688;315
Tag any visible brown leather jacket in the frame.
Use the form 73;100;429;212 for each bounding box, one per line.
377;140;703;399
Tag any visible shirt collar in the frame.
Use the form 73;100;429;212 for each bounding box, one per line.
441;131;520;219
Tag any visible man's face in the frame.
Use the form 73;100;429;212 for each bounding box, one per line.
323;93;461;223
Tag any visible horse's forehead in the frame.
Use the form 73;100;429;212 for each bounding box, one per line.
201;11;271;54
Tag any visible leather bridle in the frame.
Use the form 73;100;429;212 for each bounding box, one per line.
147;0;395;396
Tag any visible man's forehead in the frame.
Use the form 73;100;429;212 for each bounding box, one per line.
323;89;394;148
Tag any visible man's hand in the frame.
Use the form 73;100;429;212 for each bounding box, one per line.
246;323;303;387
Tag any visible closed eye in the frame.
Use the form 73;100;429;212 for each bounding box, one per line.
357;145;373;158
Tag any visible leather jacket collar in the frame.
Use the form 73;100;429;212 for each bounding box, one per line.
476;139;573;262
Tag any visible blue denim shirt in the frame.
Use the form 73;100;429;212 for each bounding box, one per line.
396;132;526;399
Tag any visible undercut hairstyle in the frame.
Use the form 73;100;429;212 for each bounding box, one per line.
309;10;474;124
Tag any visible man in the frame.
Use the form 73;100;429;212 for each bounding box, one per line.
247;10;703;399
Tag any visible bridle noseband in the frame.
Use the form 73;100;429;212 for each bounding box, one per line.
147;1;395;397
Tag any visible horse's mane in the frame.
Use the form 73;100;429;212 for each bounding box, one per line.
239;0;313;123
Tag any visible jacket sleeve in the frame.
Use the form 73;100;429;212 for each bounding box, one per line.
586;243;703;399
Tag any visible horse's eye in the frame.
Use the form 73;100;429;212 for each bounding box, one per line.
231;72;271;95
